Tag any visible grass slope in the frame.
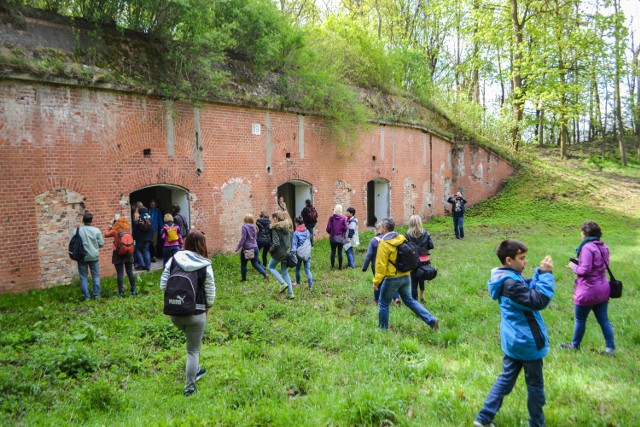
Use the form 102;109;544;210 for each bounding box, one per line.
1;152;639;426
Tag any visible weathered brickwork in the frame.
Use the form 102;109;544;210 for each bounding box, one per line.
0;80;513;293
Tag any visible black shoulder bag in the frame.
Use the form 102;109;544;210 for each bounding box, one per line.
595;245;622;299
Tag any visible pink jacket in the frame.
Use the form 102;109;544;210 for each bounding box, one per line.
570;240;610;306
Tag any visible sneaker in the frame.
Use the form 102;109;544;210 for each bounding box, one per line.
285;294;295;300
151;257;157;263
560;342;579;351
394;298;401;306
431;319;439;331
117;292;124;298
131;290;137;296
473;421;495;427
184;386;197;397
195;368;207;382
601;348;615;356
293;283;300;287
308;285;312;291
279;284;288;294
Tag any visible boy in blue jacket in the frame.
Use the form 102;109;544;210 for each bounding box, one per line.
474;240;555;427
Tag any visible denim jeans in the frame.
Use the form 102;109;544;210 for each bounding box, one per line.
330;240;343;268
453;216;464;238
163;245;180;266
115;262;136;294
572;302;615;349
295;257;313;287
171;313;207;390
268;258;292;294
476;355;545;427
378;275;437;329
240;248;267;280
135;241;151;270
78;260;100;299
345;247;355;268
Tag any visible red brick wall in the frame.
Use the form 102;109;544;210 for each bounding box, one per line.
0;80;513;293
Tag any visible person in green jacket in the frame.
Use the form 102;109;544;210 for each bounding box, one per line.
268;210;294;299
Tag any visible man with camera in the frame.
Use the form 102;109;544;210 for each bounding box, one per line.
447;191;467;239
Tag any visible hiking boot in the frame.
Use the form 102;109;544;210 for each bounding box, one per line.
560;342;579;351
431;319;439;331
473;421;495;427
279;284;288;294
184;385;197;397
195;368;207;382
285;294;295;300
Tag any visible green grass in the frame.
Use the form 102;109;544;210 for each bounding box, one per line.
1;154;639;426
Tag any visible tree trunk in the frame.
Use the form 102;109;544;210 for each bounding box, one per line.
510;0;525;151
614;0;628;166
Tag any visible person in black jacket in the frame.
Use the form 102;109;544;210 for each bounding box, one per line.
133;206;153;271
405;215;434;302
447;191;467;239
300;199;318;245
256;211;272;267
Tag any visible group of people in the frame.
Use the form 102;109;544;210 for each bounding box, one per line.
70;201;190;299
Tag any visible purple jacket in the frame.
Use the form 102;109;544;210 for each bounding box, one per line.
570;240;610;306
326;214;348;240
236;223;258;251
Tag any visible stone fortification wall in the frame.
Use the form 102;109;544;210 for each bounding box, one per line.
0;80;513;293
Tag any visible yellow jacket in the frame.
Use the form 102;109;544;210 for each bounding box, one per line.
373;232;411;286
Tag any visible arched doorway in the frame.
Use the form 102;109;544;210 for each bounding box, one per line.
366;179;390;226
129;184;190;227
277;180;313;220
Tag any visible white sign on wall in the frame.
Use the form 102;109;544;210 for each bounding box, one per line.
252;123;261;135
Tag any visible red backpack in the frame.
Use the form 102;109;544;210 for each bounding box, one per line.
116;232;134;256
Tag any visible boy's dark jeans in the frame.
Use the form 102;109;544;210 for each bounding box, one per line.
476;355;545;427
453;215;464;238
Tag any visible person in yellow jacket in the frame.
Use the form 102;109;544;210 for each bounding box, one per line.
373;217;440;330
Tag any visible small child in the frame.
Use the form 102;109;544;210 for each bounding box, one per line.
362;222;399;305
344;207;359;269
474;240;555;427
160;213;183;266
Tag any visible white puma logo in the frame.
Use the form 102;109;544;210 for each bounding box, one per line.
168;295;187;305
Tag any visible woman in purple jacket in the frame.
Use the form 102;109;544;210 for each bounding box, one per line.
561;221;616;355
325;204;348;269
235;214;268;281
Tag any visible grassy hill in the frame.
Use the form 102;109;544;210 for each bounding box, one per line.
1;148;638;426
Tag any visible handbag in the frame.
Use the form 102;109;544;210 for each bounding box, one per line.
243;249;255;260
414;263;437;281
286;251;298;268
595;245;622;299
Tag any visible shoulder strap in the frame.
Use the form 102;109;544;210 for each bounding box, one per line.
594;245;616;281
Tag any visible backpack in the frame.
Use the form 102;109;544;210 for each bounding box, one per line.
286;251;298;268
68;228;86;261
390;241;420;273
116;231;134;256
166;225;179;243
163;261;206;316
138;213;153;232
307;206;318;222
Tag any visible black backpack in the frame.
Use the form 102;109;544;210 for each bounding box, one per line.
390;241;419;273
138;213;153;232
68;228;86;262
163;260;206;316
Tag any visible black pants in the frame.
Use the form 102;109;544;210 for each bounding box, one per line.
330;240;344;269
258;242;271;267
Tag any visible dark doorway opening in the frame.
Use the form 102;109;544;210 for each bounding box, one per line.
276;180;313;220
366;179;390;226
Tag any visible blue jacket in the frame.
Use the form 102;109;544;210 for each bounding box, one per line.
488;267;555;361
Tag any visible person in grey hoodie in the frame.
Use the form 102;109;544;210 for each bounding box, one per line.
74;212;104;300
160;230;216;396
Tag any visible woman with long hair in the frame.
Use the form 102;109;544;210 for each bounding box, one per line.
561;221;616;356
405;215;434;302
104;216;136;297
325;204;348;269
268;210;294;299
160;230;216;396
235;214;268;281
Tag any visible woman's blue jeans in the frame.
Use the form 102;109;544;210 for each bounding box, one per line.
378;275;437;329
240;248;267;280
295;257;313;287
268;258;292;294
476;355;545;427
572;302;615;349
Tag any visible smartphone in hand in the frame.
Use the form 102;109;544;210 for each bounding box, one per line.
569;257;579;265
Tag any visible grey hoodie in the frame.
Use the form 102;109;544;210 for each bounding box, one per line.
160;250;216;307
